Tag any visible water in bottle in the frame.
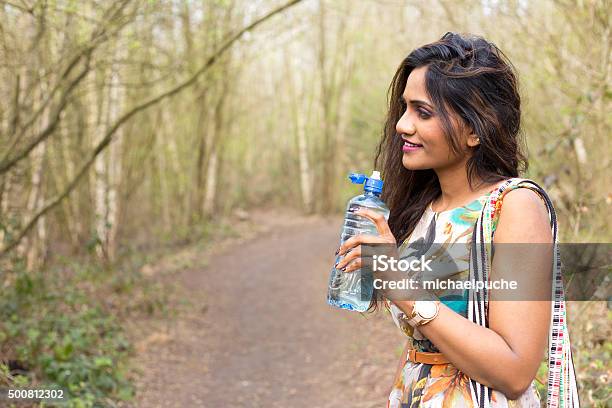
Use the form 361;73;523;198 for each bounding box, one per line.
327;171;390;312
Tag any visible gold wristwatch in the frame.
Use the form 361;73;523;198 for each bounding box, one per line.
403;300;440;327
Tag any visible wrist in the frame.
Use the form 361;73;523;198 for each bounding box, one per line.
393;300;415;316
398;300;440;328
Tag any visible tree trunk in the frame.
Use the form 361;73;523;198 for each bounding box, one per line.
203;149;218;217
317;0;336;213
24;141;47;270
284;48;313;213
106;45;126;261
92;58;111;260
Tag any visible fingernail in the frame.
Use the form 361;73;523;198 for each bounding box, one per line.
341;267;347;272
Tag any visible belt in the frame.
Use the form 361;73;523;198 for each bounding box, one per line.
407;349;449;365
407;350;546;384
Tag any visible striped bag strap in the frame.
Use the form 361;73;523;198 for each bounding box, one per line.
467;178;580;407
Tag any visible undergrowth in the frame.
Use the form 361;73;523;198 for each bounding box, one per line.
0;256;167;407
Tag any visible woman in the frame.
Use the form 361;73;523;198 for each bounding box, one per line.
334;33;579;407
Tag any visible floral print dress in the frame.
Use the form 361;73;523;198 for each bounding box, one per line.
386;188;542;408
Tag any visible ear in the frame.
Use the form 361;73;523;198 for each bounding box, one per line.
467;133;480;148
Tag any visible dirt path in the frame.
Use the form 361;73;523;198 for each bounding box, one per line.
133;211;406;408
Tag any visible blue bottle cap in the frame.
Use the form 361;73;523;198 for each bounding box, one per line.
347;171;384;195
348;173;367;184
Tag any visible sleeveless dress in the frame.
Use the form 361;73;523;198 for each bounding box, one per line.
386;185;543;408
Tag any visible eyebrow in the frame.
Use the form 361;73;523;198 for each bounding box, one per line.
401;95;433;109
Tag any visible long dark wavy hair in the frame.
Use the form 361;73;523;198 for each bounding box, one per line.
367;32;528;312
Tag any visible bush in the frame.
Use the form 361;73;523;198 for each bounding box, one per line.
0;262;135;407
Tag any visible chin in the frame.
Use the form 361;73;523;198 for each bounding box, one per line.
402;155;430;170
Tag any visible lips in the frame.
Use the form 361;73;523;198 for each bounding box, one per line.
402;138;423;152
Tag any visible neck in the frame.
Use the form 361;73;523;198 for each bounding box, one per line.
433;159;486;211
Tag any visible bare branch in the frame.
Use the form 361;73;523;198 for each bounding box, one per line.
0;0;305;257
0;0;133;173
0;53;93;174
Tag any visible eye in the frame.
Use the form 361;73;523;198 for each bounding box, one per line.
417;108;431;119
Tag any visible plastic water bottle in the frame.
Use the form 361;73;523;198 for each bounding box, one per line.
327;171;390;312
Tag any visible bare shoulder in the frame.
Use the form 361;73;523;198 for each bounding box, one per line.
494;187;552;244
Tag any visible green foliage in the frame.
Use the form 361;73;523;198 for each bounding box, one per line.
0;263;135;407
570;306;612;407
576;339;611;403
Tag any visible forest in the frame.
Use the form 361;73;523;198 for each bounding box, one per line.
0;0;609;406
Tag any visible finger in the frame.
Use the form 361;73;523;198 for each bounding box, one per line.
338;234;383;255
342;257;362;273
335;245;362;270
353;207;393;238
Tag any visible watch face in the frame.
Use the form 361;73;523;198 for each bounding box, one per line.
416;301;437;319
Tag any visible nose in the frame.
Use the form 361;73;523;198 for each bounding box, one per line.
396;111;416;136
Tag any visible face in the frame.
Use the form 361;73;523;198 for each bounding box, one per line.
396;66;478;171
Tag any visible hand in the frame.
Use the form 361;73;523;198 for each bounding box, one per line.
334;207;425;303
334;207;398;273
